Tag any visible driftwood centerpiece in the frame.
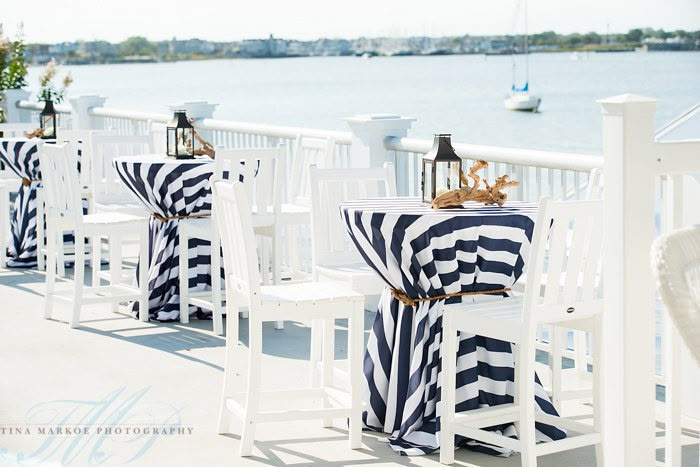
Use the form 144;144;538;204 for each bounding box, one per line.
185;118;216;158
431;159;520;209
25;128;45;139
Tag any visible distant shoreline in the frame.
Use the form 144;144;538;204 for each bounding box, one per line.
28;29;700;66
33;48;700;68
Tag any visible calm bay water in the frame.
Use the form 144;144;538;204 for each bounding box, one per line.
26;51;700;154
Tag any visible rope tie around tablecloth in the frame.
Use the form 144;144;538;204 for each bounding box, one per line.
151;212;211;222
390;287;512;307
22;177;40;187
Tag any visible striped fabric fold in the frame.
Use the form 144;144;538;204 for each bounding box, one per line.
342;198;565;456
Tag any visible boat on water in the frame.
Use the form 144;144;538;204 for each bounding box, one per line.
504;82;541;111
504;0;541;112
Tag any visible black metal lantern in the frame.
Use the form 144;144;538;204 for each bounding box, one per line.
421;134;462;204
40;100;57;140
166;110;195;159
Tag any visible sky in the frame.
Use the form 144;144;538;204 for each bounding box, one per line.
2;0;699;43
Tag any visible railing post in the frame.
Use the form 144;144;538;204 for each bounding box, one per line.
69;95;107;130
344;114;415;168
598;93;658;467
1;89;31;123
168;101;218;144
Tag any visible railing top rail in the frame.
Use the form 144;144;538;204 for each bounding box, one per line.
18;100;72;114
385;136;602;172
89;107;170;123
197;118;353;144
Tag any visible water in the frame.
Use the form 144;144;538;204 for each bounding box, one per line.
25;51;700;154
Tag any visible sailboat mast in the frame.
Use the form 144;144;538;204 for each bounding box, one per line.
524;0;529;84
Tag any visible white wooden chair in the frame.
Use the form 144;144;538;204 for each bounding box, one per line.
179;147;285;335
212;180;364;456
90;133;153;217
38;143;149;327
547;167;603;411
439;197;604;466
309;163;396;295
278;135;337;280
652;225;700;365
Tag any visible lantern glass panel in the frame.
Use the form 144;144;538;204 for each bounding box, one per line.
167;127;176;156
41;115;56;138
422;160;433;203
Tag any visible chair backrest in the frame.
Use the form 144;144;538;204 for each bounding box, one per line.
38;143;83;229
90;133;153;204
310;163;396;268
149;122;168;155
289;136;336;206
213;148;284;219
211;180;262;304
0;123;34;138
59;129;113;190
652;225;700;365
524;197;604;325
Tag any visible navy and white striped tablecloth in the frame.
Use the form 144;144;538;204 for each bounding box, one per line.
340;198;565;456
0;138;81;268
114;155;218;322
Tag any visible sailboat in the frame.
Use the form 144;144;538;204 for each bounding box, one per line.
504;0;541;112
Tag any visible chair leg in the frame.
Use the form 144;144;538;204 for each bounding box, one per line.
211;235;223;336
512;343;522;436
179;230;189;324
439;313;457;465
91;236;100;287
109;234;122;313
310;319;323;387
592;315;604;466
138;225;149;322
0;188;7;268
517;336;538;467
218;282;239;434
239;316;262;457
56;230;65;278
551;326;564;412
44;225;57;320
70;234;85;328
348;303;363;449
322;317;335;427
36;191;45;271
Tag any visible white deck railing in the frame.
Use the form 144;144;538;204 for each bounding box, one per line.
17;100;73;130
385;136;602;199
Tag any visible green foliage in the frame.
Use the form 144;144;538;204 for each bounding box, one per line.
118;36;157;57
0;25;29;91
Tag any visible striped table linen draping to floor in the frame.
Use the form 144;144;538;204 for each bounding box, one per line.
340;197;566;456
114;156;220;322
0;138;82;268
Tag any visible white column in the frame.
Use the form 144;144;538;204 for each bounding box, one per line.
1;89;31;123
598;94;658;467
168;101;218;143
68;95;107;130
344;114;415;168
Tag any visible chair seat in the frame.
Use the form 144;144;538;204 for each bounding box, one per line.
316;264;385;296
445;296;525;343
95;201;149;218
180;216;213;239
279;203;310;221
260;281;362;306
